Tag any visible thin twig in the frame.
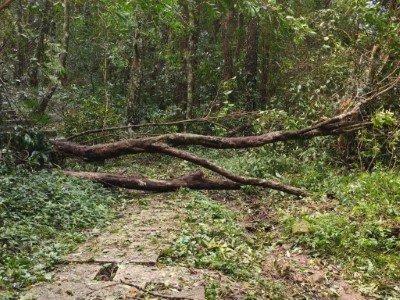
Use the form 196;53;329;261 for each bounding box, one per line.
120;280;194;300
64;111;262;141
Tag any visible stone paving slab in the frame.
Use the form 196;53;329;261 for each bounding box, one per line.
85;283;141;299
25;196;207;300
114;265;205;299
25;281;110;300
156;285;205;300
65;249;160;265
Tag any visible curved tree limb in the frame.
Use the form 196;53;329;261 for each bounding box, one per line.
147;142;309;196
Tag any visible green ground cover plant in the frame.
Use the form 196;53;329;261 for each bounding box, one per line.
0;170;123;297
285;169;400;298
161;192;286;299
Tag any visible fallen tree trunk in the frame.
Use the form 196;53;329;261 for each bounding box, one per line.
63;170;241;191
52;120;371;160
51;120;371;197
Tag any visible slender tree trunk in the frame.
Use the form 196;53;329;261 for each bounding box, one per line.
29;0;52;87
185;3;195;120
14;0;25;83
177;37;187;122
244;17;259;111
101;11;110;129
222;11;233;81
260;26;270;108
235;12;245;62
126;20;143;126
60;0;70;86
35;84;58;114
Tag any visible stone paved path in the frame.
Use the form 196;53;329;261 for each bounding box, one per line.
23;194;205;300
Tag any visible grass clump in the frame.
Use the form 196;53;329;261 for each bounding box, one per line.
0;169;122;295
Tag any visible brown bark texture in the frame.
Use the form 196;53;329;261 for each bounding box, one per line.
63;170;241;191
223;11;233;81
60;0;70;86
127;22;143;126
51;116;371;196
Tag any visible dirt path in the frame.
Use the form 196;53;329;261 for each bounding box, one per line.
23;192;367;300
24;194;205;300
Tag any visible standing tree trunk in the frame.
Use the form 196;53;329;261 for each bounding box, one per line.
222;11;233;82
244;17;259;112
14;0;25;83
29;0;52;87
127;19;143;126
185;3;195;121
259;25;270;108
60;0;70;86
235;12;245;62
101;11;110;129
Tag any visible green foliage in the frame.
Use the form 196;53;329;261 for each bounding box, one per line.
162;192;285;299
162;193;262;279
0;126;52;171
62;96;122;139
282;170;400;298
371;110;396;128
0;170;121;292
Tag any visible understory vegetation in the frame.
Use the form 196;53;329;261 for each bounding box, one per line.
0;169;124;297
158;151;400;299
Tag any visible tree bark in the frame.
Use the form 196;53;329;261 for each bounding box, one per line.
34;83;58;115
184;2;195;121
222;11;233;81
52;119;371;161
29;0;52;87
260;25;270;108
62;170;241;191
51;82;399;196
245;17;259;111
14;0;25;82
50;115;375;197
60;0;70;86
126;20;143;126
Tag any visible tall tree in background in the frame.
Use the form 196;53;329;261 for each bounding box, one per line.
29;0;53;87
222;10;233;82
244;16;259;111
185;1;195;120
60;0;70;86
127;16;143;126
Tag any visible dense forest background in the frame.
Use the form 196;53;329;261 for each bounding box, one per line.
0;0;400;299
0;0;398;138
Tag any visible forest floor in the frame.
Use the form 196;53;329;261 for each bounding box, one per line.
22;191;367;300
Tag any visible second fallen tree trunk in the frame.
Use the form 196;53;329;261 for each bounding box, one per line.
62;170;241;191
